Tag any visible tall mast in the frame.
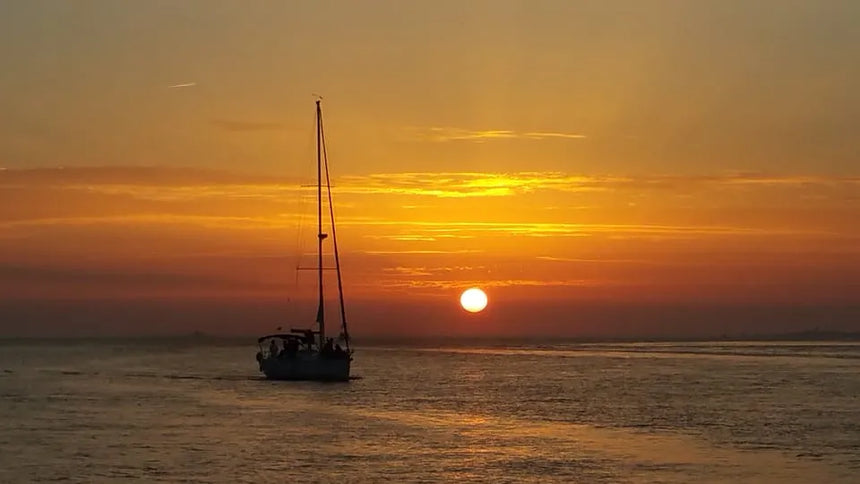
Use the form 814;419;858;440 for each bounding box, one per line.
320;115;350;351
315;100;325;348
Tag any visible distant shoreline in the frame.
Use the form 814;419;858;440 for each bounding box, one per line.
1;330;859;345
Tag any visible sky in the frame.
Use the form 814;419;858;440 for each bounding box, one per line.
1;1;858;337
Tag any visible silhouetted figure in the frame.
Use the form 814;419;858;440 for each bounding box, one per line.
269;339;278;357
303;330;315;348
285;338;298;356
334;343;346;359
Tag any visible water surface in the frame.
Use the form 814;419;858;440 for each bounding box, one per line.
0;340;857;482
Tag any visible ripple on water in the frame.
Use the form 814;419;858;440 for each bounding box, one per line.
0;342;857;483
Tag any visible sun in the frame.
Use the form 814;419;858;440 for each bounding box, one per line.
460;288;488;313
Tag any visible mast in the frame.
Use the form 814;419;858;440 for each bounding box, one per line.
315;100;326;348
320;113;351;351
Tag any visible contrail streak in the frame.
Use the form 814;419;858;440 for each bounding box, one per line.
167;82;196;89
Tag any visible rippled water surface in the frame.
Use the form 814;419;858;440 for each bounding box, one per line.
0;340;858;482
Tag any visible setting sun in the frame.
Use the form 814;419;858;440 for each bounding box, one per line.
460;288;488;313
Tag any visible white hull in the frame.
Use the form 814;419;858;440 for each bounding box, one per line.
260;352;350;381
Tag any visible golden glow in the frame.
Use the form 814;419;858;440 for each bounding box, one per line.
1;1;859;335
460;288;488;313
1;166;857;309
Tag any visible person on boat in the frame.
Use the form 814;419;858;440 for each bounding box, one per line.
280;337;297;357
323;337;335;354
334;343;346;359
303;330;315;348
268;339;278;358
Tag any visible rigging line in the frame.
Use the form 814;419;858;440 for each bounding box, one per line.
320;107;351;350
292;109;319;299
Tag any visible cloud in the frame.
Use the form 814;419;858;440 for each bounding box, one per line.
0;214;298;230
383;266;435;276
167;82;196;89
383;266;486;277
5;167;858;203
336;172;860;198
0;166;281;186
536;256;656;264
408;127;587;142
522;132;589;140
369;235;438;242
344;220;813;238
68;183;296;202
361;249;483;255
3;215;818;242
364;234;476;241
2;167;856;241
712;173;860;186
363;278;601;291
337;172;613;198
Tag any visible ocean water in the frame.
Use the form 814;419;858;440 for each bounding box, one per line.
0;340;858;483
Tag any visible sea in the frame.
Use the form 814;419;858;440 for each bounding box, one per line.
0;339;857;483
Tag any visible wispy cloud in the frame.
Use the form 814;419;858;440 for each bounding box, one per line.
2;216;808;240
337;172;612;198
0;214;300;230
6;167;858;202
383;265;486;277
522;132;588;140
167;82;196;89
361;249;483;255
536;256;656;264
364;234;476;241
0;166;281;186
337;171;860;198
364;278;601;291
2;167;857;241
344;220;807;238
409;127;587;143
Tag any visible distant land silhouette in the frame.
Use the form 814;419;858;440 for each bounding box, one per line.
350;330;860;347
2;329;858;346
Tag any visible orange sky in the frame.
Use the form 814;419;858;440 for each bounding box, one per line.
1;1;858;336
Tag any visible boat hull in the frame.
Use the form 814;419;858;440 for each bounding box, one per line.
260;353;351;381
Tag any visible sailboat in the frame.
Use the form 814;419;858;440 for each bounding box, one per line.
255;100;352;381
